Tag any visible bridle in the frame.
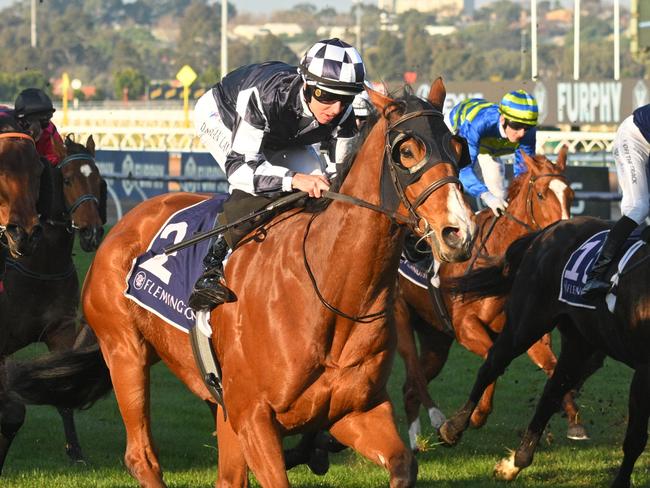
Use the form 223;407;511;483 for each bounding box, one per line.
303;106;463;323
466;171;570;272
50;153;100;230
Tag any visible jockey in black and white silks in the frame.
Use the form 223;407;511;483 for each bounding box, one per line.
190;38;367;311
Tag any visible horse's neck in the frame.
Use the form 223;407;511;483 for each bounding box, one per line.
18;224;75;272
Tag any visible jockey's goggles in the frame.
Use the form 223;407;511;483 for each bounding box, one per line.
312;87;355;106
505;119;534;132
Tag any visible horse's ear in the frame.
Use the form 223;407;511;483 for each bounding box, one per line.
86;135;96;156
520;149;540;174
367;87;393;116
555;145;568;172
450;135;471;169
427;77;446;111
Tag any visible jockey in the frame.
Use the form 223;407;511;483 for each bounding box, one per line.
190;38;366;311
14;88;63;166
450;90;538;215
582;104;650;297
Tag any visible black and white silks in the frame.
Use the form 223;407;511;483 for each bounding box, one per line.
194;62;358;197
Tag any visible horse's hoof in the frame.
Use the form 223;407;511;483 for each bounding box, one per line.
307;448;330;476
494;452;520;481
428;407;446;430
65;444;85;463
438;421;459;446
566;423;590;441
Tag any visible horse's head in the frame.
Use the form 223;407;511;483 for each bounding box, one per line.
507;145;573;229
0;120;44;257
59;135;104;251
365;79;475;262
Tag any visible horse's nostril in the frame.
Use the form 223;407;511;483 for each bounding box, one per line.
442;226;462;247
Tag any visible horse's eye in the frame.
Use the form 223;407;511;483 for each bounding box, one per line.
400;147;414;159
63;177;72;186
537;191;544;199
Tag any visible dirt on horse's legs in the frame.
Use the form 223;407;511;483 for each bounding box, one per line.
330;401;417;488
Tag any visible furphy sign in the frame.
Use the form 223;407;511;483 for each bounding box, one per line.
556;82;621;124
417;79;650;126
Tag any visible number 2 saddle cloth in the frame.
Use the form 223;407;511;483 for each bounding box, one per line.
559;228;646;312
124;195;228;332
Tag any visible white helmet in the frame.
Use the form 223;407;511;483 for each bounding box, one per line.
352;91;370;118
299;38;366;96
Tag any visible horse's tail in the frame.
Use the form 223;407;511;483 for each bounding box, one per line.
446;231;541;300
5;343;112;410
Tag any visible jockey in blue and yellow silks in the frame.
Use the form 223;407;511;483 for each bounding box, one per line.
450;90;538;215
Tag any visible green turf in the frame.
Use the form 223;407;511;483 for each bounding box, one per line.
3;235;648;487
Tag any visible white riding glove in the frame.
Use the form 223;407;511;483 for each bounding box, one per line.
480;191;508;216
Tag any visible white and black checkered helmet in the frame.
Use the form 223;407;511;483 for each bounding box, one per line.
299;38;366;96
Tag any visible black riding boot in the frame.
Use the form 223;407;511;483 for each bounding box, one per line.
188;235;236;311
581;216;638;299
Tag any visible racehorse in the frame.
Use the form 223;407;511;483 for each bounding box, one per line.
0;113;43;258
0;134;103;472
439;216;649;488
5;80;476;487
395;147;589;447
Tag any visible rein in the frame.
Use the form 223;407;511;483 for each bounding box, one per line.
464;172;569;274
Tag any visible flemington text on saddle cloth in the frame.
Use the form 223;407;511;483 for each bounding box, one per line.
559;229;645;311
124;195;227;332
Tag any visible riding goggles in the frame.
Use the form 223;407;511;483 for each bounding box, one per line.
506;119;535;132
312;87;355;106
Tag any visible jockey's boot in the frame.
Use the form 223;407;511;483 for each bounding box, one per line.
582;216;637;299
189;235;236;311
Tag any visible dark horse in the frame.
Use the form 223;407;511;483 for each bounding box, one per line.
0;134;104;472
396;147;589;447
439;216;648;488
5;80;476;487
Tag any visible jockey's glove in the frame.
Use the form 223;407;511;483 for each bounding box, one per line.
480;191;508;216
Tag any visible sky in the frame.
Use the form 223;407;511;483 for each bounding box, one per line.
0;0;633;15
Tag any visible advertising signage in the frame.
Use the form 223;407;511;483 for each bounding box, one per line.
415;79;650;127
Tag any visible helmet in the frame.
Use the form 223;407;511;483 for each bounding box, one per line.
299;38;365;96
352;91;370;118
15;88;55;119
499;90;538;125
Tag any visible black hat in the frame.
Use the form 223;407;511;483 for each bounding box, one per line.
15;88;55;119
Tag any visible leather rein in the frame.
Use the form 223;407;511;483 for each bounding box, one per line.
304;109;462;323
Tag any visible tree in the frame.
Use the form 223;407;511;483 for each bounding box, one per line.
250;34;298;65
366;32;404;82
113;67;147;100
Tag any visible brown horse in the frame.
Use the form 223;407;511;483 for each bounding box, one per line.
395;147;589;448
439;216;648;488
5;80;476;487
0;134;104;472
0;114;43;258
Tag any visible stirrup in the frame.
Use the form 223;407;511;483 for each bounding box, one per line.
189;283;236;311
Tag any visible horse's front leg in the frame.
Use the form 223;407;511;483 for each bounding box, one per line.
233;403;289;488
330;400;417;488
0;394;25;475
526;334;589;441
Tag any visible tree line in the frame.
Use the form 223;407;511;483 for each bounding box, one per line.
0;0;645;102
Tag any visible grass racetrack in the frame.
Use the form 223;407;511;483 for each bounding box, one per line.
5;237;649;487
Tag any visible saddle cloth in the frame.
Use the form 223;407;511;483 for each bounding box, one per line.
124;195;228;332
559;229;645;311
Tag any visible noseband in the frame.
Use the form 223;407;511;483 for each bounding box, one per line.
56;153;100;228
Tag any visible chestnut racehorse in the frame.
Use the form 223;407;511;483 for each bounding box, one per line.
6;80;475;487
0;134;104;472
396;147;589;448
440;216;649;488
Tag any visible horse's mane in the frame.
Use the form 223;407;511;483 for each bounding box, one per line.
0;110;23;133
507;172;527;201
304;88;417;214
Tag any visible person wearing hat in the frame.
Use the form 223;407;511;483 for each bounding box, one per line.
449;90;539;215
190;38;367;311
14;88;63;166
